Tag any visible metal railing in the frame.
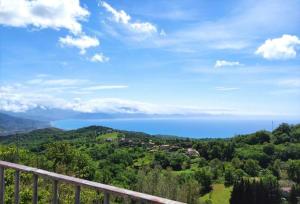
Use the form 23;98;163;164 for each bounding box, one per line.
0;160;185;204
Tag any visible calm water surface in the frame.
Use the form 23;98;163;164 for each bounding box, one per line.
52;118;300;138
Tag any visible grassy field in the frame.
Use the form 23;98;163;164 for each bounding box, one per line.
97;132;120;141
200;184;232;204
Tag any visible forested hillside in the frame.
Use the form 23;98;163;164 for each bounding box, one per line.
0;123;299;203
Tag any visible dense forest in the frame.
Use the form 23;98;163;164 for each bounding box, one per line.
0;123;300;203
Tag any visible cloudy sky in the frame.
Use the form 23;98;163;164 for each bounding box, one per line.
0;0;300;117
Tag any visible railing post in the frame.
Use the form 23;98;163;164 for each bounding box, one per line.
52;180;58;204
104;192;109;204
0;167;4;204
15;170;20;204
96;191;100;204
33;174;38;204
75;185;80;204
0;166;5;204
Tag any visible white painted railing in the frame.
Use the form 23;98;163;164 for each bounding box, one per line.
0;160;185;204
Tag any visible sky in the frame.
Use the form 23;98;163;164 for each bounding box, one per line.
0;0;300;118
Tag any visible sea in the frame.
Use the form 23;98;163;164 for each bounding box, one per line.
51;117;300;139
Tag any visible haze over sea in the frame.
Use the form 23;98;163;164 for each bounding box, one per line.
52;118;300;138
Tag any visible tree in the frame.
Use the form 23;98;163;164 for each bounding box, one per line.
234;168;246;181
195;168;212;194
289;184;300;204
273;123;291;144
73;151;96;180
209;158;223;179
231;157;242;169
224;166;235;186
136;168;201;203
193;157;208;168
269;159;281;178
230;177;281;204
260;175;281;204
291;125;300;142
45;142;96;179
209;144;222;159
45;142;76;172
169;153;190;171
223;142;235;161
243;159;260;177
153;152;170;169
248;131;271;145
263;143;275;155
273;123;291;136
287;160;300;184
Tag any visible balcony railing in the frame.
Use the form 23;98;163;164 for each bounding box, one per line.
0;160;185;204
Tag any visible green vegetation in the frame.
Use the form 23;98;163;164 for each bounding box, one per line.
0;123;299;203
289;184;300;204
200;184;232;204
230;177;281;204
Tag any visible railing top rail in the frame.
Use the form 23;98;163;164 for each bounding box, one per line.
0;160;185;204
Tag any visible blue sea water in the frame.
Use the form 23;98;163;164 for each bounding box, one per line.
51;118;300;138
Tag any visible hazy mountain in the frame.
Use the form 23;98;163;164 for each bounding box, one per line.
0;113;50;136
2;106;222;123
3;107;150;121
2;107;80;121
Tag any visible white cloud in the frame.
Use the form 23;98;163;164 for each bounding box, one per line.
71;98;152;113
215;87;240;91
100;1;157;34
0;85;67;112
151;0;300;52
65;98;233;115
255;34;300;60
59;35;100;54
90;53;109;63
0;81;129;113
0;81;233;115
27;78;85;86
26;77;128;91
0;0;104;55
0;0;89;34
130;22;157;34
101;1;130;24
82;85;128;91
214;60;242;68
278;78;300;88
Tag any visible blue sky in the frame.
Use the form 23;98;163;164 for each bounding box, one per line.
0;0;300;118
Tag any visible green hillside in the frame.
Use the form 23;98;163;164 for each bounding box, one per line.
0;123;299;203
